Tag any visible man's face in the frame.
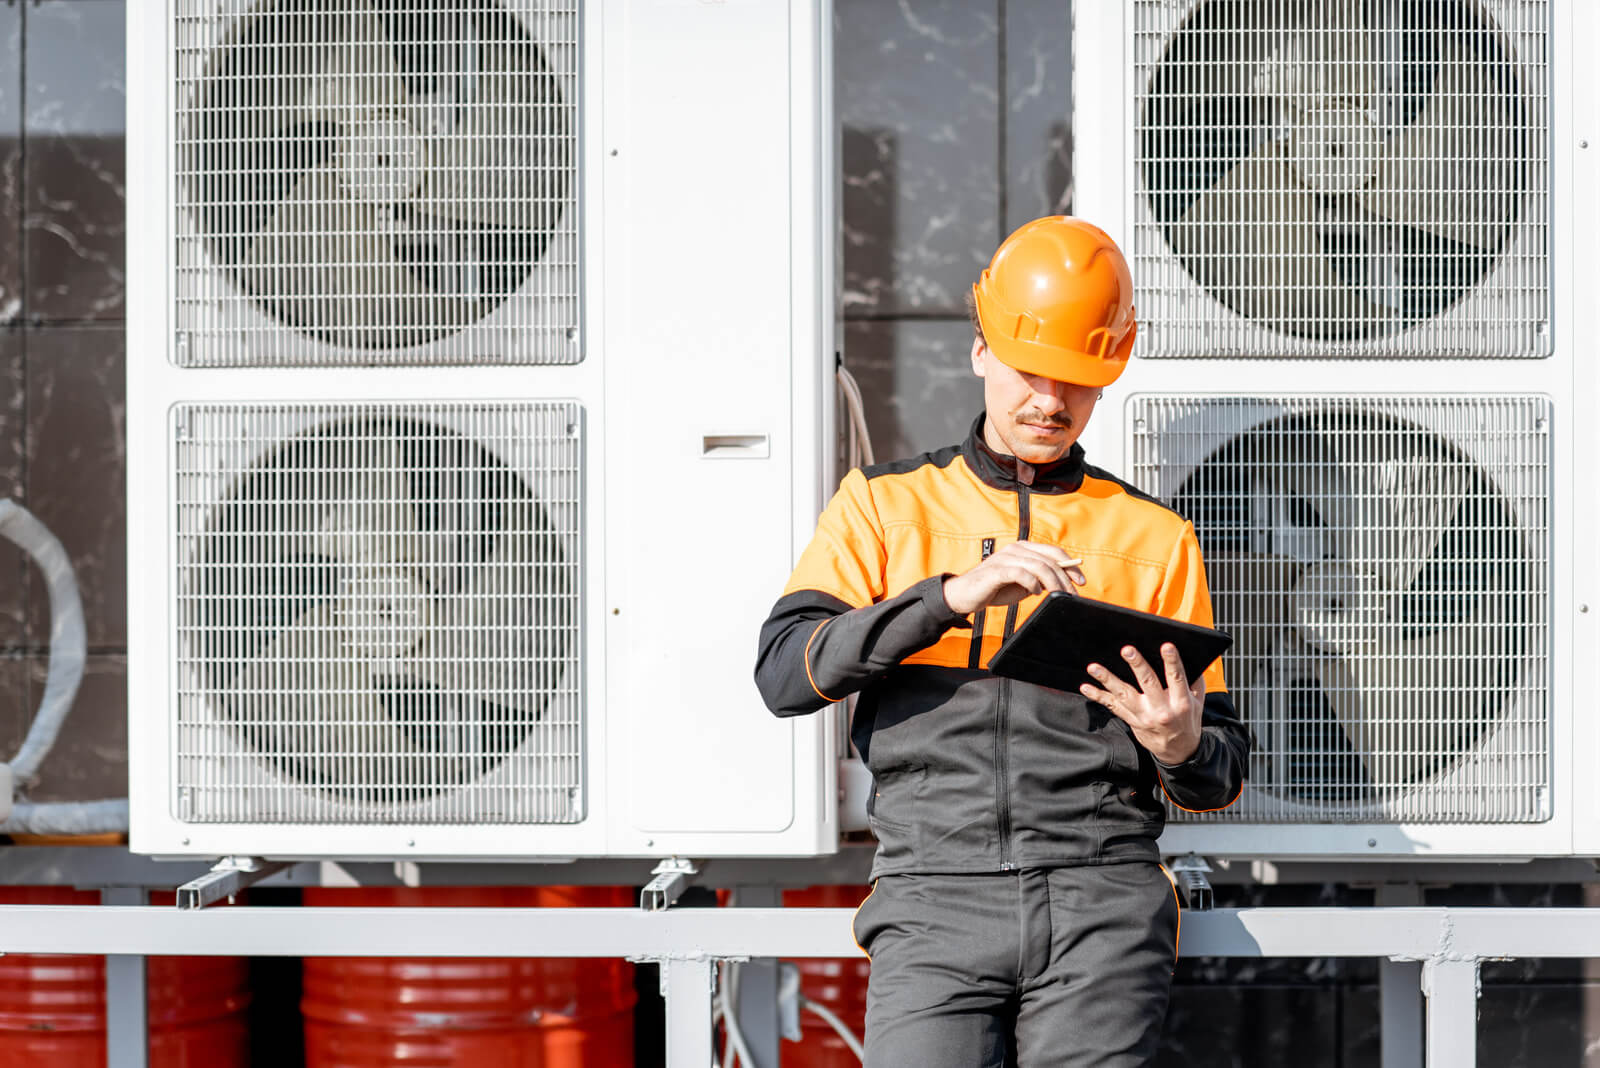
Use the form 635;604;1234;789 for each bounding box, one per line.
970;337;1100;465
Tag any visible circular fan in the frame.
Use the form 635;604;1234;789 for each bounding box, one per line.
187;2;570;350
186;416;573;804
1140;0;1529;341
1172;409;1532;811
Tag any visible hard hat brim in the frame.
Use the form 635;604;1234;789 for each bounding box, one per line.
982;331;1130;388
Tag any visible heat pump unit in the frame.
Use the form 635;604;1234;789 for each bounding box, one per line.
127;1;838;859
1073;0;1600;857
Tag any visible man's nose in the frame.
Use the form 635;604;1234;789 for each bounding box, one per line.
1024;375;1072;410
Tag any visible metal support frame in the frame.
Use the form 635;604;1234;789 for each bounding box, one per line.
1169;853;1214;911
176;855;290;909
641;857;700;911
0;903;1585;1065
1377;883;1426;1068
100;888;148;1068
731;885;782;1068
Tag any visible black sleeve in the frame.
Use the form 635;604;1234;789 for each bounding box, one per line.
1154;690;1252;812
754;576;970;717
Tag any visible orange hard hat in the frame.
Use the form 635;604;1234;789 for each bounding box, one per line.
971;216;1138;388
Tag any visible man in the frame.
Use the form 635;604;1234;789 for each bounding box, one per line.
754;216;1251;1066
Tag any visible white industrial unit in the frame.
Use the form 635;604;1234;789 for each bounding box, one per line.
126;0;838;859
1074;0;1600;858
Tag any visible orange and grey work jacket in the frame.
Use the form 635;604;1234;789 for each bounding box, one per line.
755;415;1251;878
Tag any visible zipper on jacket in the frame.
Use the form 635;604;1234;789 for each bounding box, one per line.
995;490;1030;869
968;538;996;669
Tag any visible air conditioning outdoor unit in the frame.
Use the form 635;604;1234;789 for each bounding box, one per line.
126;1;838;860
1074;0;1600;858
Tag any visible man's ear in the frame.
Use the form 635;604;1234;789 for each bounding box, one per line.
970;336;987;378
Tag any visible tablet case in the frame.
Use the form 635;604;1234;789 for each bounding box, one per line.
987;592;1232;693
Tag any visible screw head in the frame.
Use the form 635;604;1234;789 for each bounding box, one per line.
1367;838;1378;848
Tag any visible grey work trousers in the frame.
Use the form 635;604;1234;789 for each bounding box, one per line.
850;864;1181;1067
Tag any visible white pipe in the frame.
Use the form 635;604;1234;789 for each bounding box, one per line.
0;499;88;784
0;799;129;836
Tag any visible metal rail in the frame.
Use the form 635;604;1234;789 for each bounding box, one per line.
2;903;1597;1067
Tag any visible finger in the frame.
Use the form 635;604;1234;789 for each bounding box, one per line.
1121;645;1165;696
1161;642;1189;694
1085;661;1138;704
1065;564;1087;587
1189;672;1207;701
1013;541;1084;570
1002;554;1073;595
1078;681;1118;712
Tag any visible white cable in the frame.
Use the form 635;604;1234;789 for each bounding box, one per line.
718;960;757;1068
836;364;875;469
801;996;866;1062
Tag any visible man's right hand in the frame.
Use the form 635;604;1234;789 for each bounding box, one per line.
941;541;1086;616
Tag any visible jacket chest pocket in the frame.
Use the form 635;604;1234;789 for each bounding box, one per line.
1102;716;1142;776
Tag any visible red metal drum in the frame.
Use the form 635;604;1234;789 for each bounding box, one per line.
0;887;251;1068
782;886;871;1068
303;885;636;1068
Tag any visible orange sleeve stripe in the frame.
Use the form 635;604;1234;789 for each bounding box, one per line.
851;879;877;960
803;619;838;703
1158;775;1244;815
1159;863;1183;963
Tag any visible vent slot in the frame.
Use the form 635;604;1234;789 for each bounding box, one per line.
1129;394;1551;823
173;402;584;824
173;0;580;365
1132;0;1550;357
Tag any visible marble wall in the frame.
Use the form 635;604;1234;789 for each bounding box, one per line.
0;0;1596;1063
0;0;126;804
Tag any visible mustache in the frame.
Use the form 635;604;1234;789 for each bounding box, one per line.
1014;409;1072;429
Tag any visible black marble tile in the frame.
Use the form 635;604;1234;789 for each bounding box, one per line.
843;318;982;463
23;327;125;648
1340;985;1381;1067
0;332;23;648
1003;0;1073;233
23;0;126;322
1478;983;1587;1068
0;656;29;773
836;0;1000;317
0;4;20;326
16;653;126;802
1159;985;1340;1068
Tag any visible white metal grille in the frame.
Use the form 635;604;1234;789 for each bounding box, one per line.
173;0;580;365
1129;395;1550;823
173;402;583;824
1132;0;1550;357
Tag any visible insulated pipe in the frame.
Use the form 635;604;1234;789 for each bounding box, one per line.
0;495;89;824
0;798;129;836
0;499;87;786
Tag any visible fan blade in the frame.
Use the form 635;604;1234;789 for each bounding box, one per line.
406;497;574;713
235;164;472;349
1170;140;1398;339
1360;28;1526;251
217;600;411;792
371;675;526;780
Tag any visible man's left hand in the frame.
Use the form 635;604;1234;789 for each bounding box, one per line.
1079;643;1204;766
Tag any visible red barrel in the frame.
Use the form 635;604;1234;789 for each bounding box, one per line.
303;885;636;1068
783;886;871;1068
0;886;251;1068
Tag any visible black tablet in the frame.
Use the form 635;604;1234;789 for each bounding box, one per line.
987;592;1232;693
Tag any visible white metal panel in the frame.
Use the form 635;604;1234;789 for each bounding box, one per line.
604;0;801;839
129;0;837;859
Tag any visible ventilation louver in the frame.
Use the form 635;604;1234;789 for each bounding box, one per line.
173;403;583;824
1130;396;1551;823
1133;0;1549;356
174;0;579;364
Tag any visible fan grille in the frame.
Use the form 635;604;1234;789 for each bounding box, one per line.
1129;395;1551;823
1133;0;1550;357
173;0;580;365
173;402;583;824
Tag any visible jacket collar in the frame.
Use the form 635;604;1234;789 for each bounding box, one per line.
962;412;1086;494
